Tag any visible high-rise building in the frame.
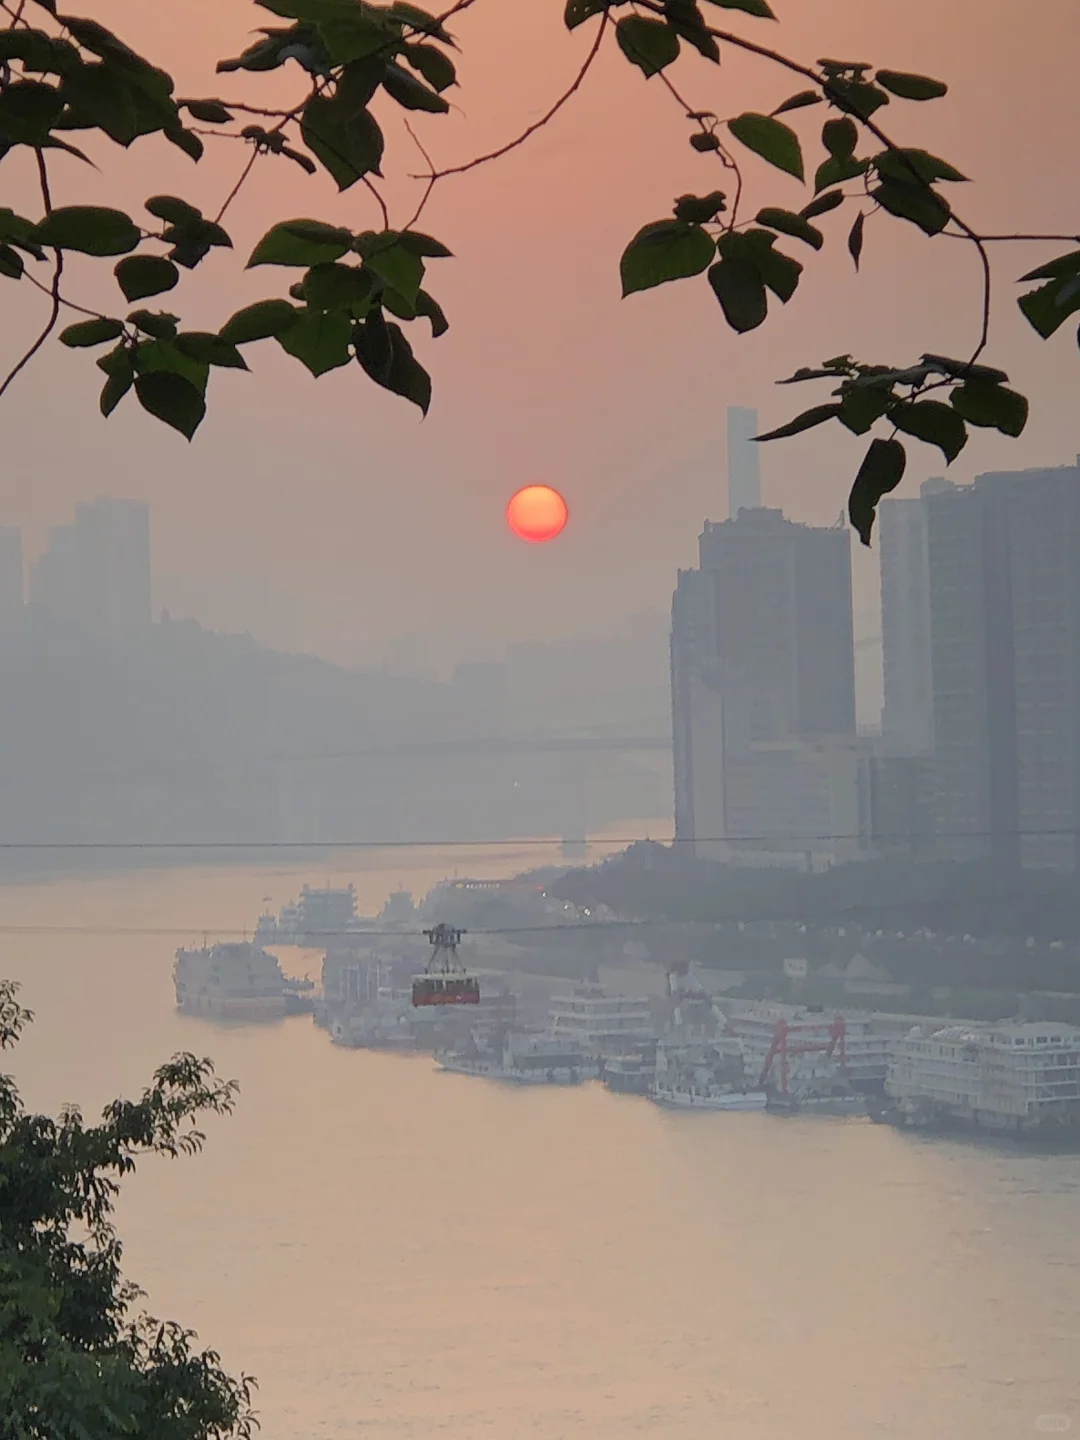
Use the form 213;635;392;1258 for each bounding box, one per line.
672;507;858;865
30;499;151;633
879;494;934;754
0;526;23;614
727;406;761;518
926;462;1080;869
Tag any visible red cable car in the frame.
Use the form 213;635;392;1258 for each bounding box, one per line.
412;924;481;1007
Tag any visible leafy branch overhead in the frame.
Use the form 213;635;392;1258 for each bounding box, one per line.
0;0;1076;544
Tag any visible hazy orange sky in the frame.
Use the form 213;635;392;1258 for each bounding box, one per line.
3;0;1079;695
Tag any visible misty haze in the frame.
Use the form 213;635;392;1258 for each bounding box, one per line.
3;2;1080;1439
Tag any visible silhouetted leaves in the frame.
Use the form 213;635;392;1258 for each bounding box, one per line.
248;219;353;267
950;381;1029;436
755;403;840;441
875;69;947;101
847;211;864;270
301;93;384;189
849;437;906;545
134;370;205;438
756;207;823;249
31;206;141;256
620;219;715;295
114;255;179;300
59;316;125;347
276;308;353;375
218;298;301;343
890;399;967;461
616;16;680;76
1018;274;1080;338
728;112;804;180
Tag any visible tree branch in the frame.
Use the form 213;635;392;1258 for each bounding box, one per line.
0;149;63;402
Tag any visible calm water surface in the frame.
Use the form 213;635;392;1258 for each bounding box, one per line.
3;842;1080;1440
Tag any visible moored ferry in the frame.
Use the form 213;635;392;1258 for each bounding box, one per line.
174;942;289;1020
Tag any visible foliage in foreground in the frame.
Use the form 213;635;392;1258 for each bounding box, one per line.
1;0;1078;540
0;979;256;1439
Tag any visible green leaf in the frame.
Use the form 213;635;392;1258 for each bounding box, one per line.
31;206;140;256
723;228;802;301
114;255;179;301
772;90;820;116
248;219;353;267
838;384;891;434
849;437;906;545
847;210;864;270
402;42;456;92
315;13;399;63
822;117;857;160
728;112;804;180
701;0;775;14
615;16;680;77
175;331;249;369
755;403;841;441
301;93;384;189
128;309;179;340
673;191;727;224
396;230;453;258
800;189;845;220
620;219;715;296
133;370;205;439
303;261;372;311
872;180;951;236
164;123;204;162
690;131;722;152
363;238;425;301
0;208;45;256
755;207;822;250
100;364;133;416
59;316;125;347
949;381;1028;437
890;399;967;462
830;79;889;120
707;258;767;332
875;69;947;101
60;62;140;144
813;154;866;193
922;352;1009;384
182;98;234;123
1018;249;1080;283
0;244;24;279
565;0;607;28
219;298;302;343
355;314;431;413
386;1;452;41
0;29;75;74
1017;275;1080;339
276;308;353;375
415;288;449;337
0;79;65;144
874;148;967;184
382;60;450;111
146;195;202;226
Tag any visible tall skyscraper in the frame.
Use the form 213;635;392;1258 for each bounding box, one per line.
726;406;761;518
879;493;933;754
926;462;1080;869
672;507;858;864
30;499;151;633
0;526;23;614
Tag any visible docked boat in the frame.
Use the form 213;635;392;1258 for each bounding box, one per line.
650;1034;765;1111
603;1049;656;1095
881;1021;1080;1135
548;981;655;1058
652;1084;767;1111
174;942;289;1020
438;1028;599;1085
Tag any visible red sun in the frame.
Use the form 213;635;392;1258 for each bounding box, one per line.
507;485;568;543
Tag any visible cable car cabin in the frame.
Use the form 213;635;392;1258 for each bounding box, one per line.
411;974;481;1008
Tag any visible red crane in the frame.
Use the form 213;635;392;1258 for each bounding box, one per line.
757;1015;847;1096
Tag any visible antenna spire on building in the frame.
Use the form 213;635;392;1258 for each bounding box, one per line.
727;406;761;518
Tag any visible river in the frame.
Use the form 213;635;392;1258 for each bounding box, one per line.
3;835;1080;1440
